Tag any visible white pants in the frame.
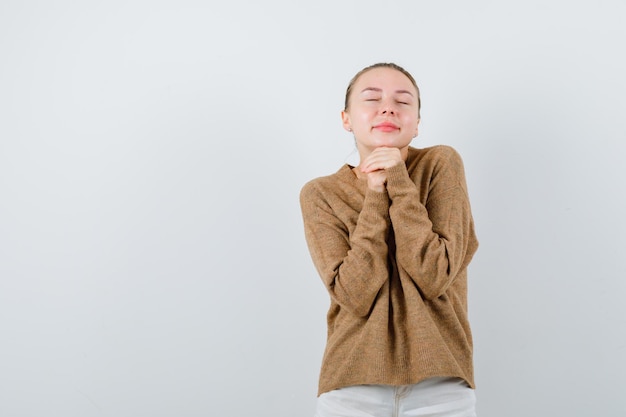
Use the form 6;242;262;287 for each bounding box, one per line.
315;377;476;417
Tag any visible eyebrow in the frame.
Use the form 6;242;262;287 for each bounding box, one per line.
360;87;414;96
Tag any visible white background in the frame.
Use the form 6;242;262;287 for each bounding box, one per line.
1;1;625;416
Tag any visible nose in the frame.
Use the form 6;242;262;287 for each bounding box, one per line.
380;100;396;115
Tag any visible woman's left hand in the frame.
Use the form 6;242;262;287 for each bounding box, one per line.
360;147;403;192
360;147;403;172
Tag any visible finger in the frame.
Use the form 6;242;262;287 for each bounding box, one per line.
361;154;400;172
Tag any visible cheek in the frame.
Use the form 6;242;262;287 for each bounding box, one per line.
352;112;373;129
403;116;419;129
402;115;416;129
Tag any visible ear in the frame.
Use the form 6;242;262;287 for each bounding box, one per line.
341;110;352;132
414;118;420;137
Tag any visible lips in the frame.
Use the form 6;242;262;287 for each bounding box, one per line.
373;121;399;132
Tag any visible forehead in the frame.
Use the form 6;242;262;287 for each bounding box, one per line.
353;67;416;94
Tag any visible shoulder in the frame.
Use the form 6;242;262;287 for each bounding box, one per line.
300;165;351;205
300;173;336;199
407;145;466;174
410;144;463;164
406;145;470;197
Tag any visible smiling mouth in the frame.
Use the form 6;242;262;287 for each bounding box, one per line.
373;123;399;132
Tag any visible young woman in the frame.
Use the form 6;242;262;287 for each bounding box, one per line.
300;63;479;417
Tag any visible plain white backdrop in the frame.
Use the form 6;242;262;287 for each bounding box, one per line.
1;1;625;416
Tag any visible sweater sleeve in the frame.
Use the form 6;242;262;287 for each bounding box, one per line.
385;147;478;300
300;182;391;317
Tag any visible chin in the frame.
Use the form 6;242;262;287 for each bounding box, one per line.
374;139;412;149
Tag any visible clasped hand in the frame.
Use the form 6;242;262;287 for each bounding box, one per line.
359;147;403;192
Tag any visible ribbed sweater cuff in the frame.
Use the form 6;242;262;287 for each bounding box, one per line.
385;162;413;194
363;188;390;211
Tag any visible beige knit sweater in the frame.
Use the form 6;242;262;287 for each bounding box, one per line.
300;145;479;396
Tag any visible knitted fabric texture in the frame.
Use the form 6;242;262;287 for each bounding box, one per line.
300;145;479;396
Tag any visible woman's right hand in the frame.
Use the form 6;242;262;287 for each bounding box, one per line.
360;147;403;192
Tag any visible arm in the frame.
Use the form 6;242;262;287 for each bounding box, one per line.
385;147;478;300
300;182;391;317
